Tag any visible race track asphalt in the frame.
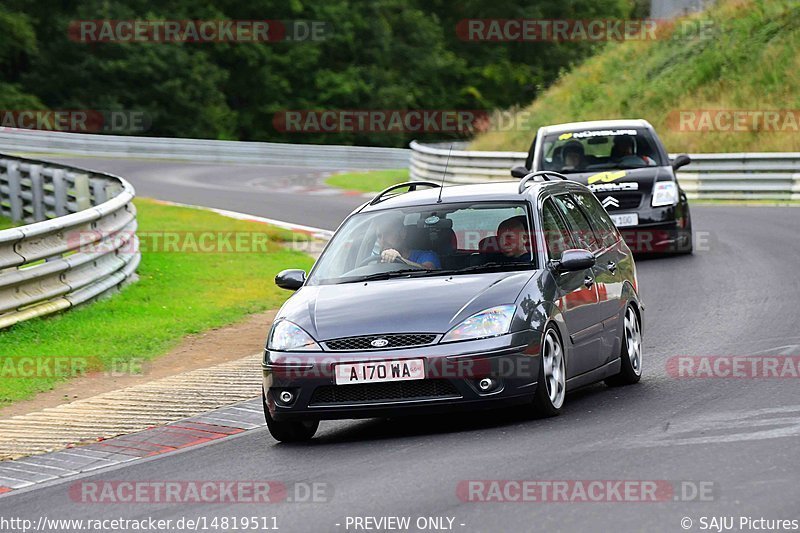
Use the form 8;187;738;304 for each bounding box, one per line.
2;157;798;532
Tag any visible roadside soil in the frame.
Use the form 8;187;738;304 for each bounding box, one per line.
0;310;275;418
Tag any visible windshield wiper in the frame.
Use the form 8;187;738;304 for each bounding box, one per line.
344;268;428;283
428;262;535;277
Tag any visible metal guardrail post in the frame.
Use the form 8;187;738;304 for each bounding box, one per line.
28;164;45;222
52;168;68;216
6;161;23;221
90;177;108;204
73;173;91;212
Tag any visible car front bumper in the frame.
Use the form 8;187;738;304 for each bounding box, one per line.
263;330;542;421
615;203;692;253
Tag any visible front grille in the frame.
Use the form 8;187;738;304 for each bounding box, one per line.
596;192;642;211
324;333;437;351
309;380;460;405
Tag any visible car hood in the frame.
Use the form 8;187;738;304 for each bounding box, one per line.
277;271;538;341
559;166;669;192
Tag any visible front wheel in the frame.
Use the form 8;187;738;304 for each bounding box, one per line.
532;327;566;417
262;390;318;442
605;304;643;387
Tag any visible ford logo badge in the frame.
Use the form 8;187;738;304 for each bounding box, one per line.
370;338;389;348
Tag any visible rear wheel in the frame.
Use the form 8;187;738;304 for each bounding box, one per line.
605;304;643;386
532;327;566;417
262;390;318;442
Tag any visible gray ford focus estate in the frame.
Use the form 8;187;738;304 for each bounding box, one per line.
263;172;643;442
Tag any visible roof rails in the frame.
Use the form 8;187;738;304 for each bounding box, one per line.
368;181;441;206
518;171;568;194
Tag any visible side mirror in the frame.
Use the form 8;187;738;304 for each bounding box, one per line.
511;166;529;179
275;269;306;291
553;249;596;272
671;154;691;171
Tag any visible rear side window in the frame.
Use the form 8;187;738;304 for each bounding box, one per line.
573;192;620;249
552;194;600;252
541;199;575;260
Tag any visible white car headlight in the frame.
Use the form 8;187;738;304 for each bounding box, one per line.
652;181;679;207
268;320;321;351
441;305;516;343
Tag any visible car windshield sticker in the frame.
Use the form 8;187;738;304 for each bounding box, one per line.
588;170;628;184
559;129;637;140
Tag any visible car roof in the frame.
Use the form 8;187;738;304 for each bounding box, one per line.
539;119;653;135
358;180;586;213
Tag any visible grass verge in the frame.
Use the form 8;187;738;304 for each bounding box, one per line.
0;215;16;231
326;169;409;193
0;198;314;407
471;0;800;153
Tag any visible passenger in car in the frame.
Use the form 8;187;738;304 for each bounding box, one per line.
610;135;654;166
376;217;441;269
494;216;532;263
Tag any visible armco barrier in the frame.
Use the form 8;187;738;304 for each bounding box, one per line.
409;141;800;201
0;128;410;170
0;154;140;329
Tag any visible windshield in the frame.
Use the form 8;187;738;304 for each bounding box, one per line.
537;127;666;174
307;202;536;285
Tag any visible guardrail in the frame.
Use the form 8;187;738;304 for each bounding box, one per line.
0;128;410;170
0;154;140;329
409;141;800;201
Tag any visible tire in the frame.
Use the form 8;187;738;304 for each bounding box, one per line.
605;304;643;387
676;221;693;255
262;390;318;442
532;326;566;417
675;208;693;254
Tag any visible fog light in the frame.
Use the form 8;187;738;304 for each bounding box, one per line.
278;390;294;404
478;378;495;391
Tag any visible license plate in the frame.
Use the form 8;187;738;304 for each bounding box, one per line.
610;213;639;227
334;358;425;385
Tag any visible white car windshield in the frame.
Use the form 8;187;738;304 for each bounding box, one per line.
307;202;536;285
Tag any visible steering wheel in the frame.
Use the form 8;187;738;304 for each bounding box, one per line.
357;255;382;268
357;253;410;268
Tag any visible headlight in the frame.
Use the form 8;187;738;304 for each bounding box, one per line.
441;305;516;343
651;181;679;207
268;320;321;351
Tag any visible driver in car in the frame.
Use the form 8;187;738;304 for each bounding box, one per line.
561;141;586;171
377;217;441;270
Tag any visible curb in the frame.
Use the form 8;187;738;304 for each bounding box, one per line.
0;354;264;462
0;397;266;495
150;200;337;239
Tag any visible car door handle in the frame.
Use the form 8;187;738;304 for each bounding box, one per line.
584;276;594;289
608;261;617;274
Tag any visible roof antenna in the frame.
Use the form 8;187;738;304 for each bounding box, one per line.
436;144;452;204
